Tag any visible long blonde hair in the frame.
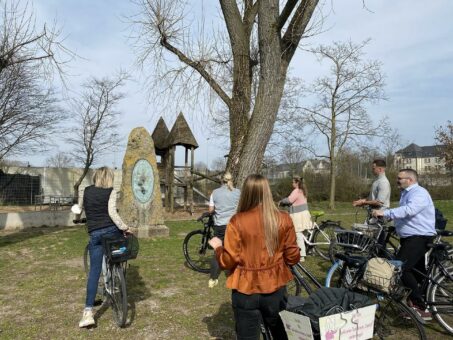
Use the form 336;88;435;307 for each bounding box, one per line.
237;174;280;256
92;166;114;188
222;172;234;191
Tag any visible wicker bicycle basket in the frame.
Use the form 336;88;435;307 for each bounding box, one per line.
335;230;374;252
102;234;139;263
360;258;405;298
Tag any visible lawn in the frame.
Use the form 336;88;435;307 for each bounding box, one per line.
0;200;451;339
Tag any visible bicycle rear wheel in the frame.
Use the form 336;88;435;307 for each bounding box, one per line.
109;264;128;327
428;268;453;335
313;222;342;261
374;298;426;339
183;229;213;273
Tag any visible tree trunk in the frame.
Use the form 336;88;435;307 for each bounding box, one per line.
73;166;90;203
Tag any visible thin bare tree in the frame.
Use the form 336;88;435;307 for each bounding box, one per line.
435;120;453;173
299;40;388;209
0;0;72;77
0;0;73;161
46;152;74;168
130;0;322;186
69;74;126;200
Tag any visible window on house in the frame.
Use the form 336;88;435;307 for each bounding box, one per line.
424;158;430;163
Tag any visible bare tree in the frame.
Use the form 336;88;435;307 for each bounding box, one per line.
211;156;227;172
0;0;73;161
0;0;72;77
435;120;453;172
46;152;74;168
69;74;126;200
0;63;61;160
131;0;321;186
299;40;388;209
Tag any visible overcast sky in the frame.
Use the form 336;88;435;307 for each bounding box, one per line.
28;0;453;168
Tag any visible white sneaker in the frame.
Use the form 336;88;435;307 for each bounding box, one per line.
79;309;95;328
208;279;218;288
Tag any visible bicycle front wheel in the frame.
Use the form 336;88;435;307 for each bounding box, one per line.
183;230;213;273
286;277;301;296
290;264;313;298
428;268;453;335
313;222;342;260
325;261;357;289
110;264;128;327
374;298;426;340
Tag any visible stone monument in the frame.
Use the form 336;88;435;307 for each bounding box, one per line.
118;127;169;238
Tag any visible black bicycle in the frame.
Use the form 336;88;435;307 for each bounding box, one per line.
76;218;138;327
286;262;323;298
325;253;427;339
328;206;399;263
183;212;215;273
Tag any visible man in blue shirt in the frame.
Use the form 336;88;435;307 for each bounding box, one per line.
373;168;436;320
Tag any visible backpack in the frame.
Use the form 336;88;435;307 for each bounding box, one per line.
435;208;448;230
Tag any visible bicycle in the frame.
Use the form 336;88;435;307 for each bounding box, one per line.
328;206;399;263
286;262;323;298
183;211;214;273
405;229;453;334
76;218;138;327
278;204;344;261
325;253;427;339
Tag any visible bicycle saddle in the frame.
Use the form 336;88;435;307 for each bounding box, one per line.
335;253;367;268
311;210;324;218
426;242;452;251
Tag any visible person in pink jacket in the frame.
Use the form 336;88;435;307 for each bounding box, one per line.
279;176;312;262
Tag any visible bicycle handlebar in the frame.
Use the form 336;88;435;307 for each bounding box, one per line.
197;211;214;222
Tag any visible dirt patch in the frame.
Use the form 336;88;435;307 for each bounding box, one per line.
163;207;208;221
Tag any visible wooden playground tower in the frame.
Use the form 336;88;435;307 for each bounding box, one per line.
152;112;220;213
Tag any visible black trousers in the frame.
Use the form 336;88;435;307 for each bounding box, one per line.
397;235;434;307
231;287;288;340
210;225;227;280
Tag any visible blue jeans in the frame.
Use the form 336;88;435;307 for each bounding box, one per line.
85;225;122;307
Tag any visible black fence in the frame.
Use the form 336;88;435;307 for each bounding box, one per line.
0;171;41;205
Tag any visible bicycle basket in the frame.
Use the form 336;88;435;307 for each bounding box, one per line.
335;230;374;251
102;234;139;263
361;258;403;296
352;223;381;239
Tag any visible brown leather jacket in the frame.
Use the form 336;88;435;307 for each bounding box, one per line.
215;206;300;294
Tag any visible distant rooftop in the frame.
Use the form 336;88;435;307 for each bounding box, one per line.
396;143;445;158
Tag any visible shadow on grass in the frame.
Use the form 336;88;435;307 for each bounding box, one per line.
92;264;150;328
203;302;236;340
0;225;78;248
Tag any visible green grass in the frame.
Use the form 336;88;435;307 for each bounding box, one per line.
0;200;452;339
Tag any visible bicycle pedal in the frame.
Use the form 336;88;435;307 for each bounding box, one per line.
93;298;103;306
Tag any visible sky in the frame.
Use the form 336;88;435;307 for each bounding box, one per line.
24;0;453;168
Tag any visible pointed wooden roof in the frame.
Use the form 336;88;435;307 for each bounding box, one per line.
151;117;170;150
165;112;199;149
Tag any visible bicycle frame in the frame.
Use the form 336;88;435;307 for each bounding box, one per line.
302;222;330;247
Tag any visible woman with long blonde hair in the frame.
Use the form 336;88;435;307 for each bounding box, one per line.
209;174;300;339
